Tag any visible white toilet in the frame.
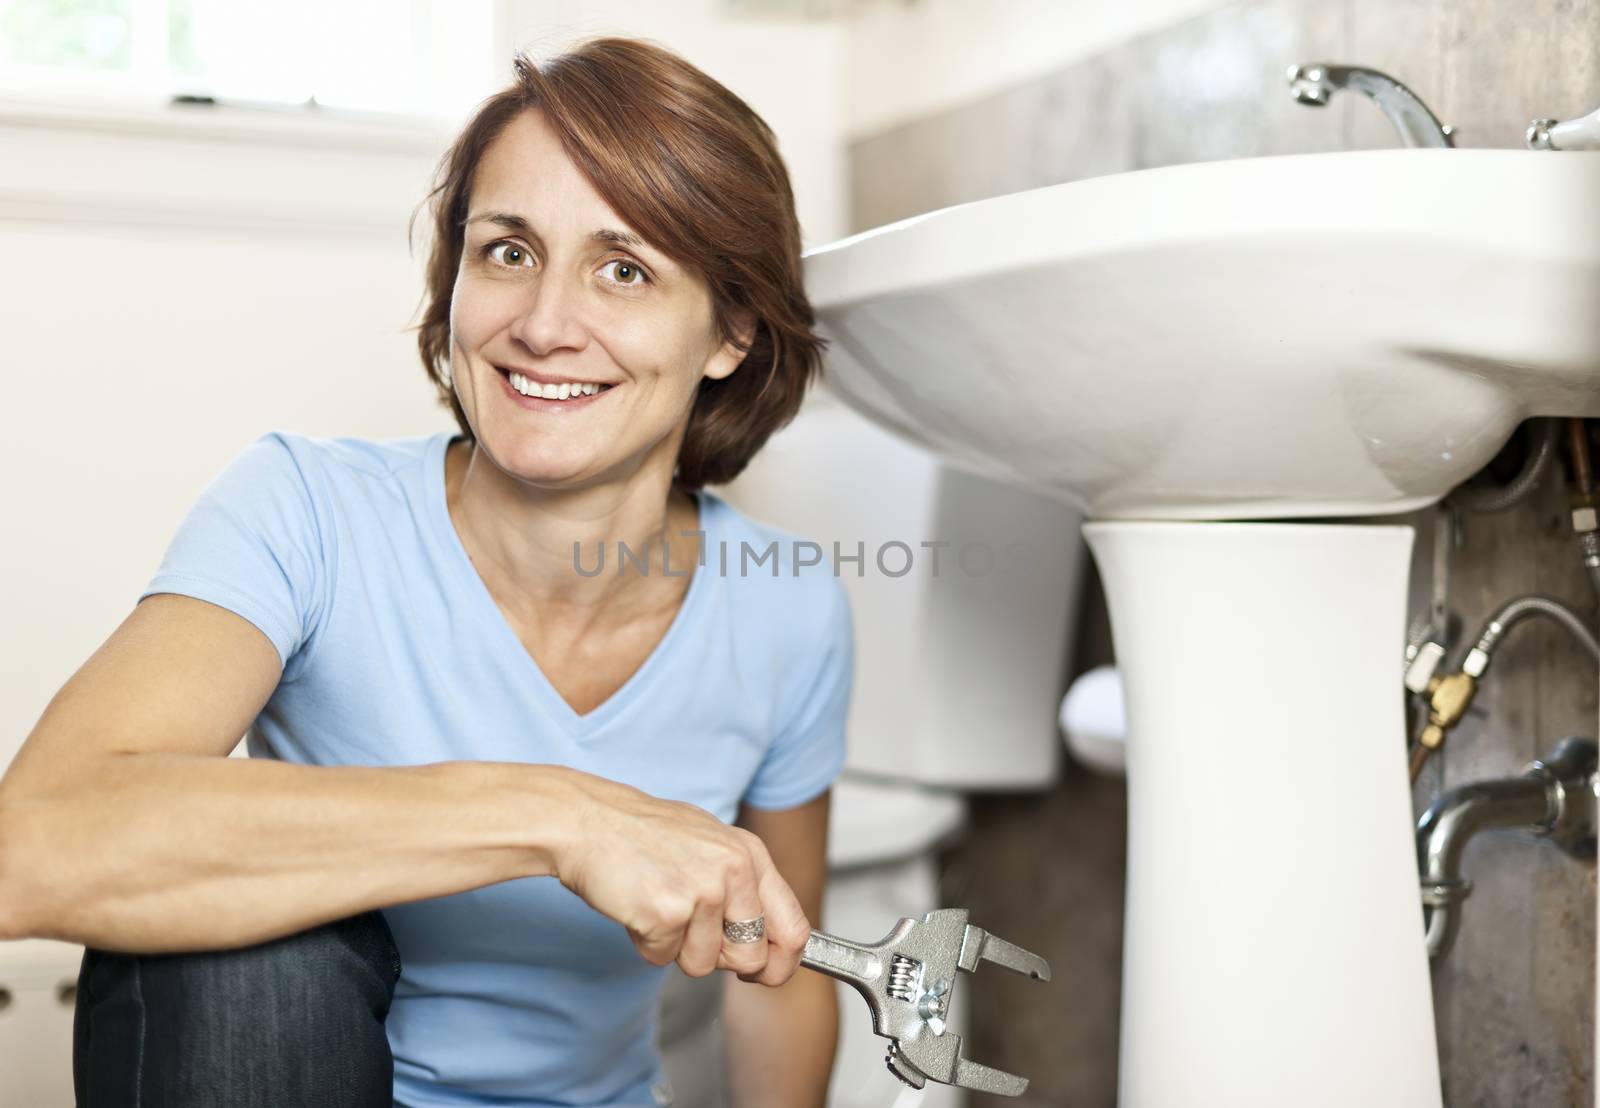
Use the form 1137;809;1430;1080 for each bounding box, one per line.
703;388;1085;1106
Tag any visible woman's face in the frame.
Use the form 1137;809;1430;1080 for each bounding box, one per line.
448;107;749;490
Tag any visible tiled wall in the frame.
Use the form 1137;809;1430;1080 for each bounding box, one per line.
1422;451;1599;1107
847;0;1600;1102
851;0;1600;229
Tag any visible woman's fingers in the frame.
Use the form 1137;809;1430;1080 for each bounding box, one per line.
627;895;691;968
712;837;770;978
556;778;809;987
628;927;680;967
753;863;811;986
676;891;728;977
726;832;810;987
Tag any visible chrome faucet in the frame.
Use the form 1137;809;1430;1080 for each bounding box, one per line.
1527;103;1600;150
1286;63;1456;148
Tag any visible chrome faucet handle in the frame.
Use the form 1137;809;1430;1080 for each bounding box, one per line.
1527;104;1600;150
1286;62;1456;148
799;908;1051;1095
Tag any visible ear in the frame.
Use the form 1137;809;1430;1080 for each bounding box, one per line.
702;307;758;383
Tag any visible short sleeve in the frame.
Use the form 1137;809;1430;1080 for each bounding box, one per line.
139;431;335;682
742;575;855;811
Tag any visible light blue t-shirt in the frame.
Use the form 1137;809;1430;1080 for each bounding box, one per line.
139;429;854;1107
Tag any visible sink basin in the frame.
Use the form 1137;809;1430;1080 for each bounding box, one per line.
803;149;1600;1108
805;149;1600;521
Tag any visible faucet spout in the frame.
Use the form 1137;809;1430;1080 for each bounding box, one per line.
1287;63;1456;149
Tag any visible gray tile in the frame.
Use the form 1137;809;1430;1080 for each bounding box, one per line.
1343;0;1451;149
1122;0;1352;168
1426;464;1597;1106
849;122;954;232
1029;58;1136;188
1437;0;1600;149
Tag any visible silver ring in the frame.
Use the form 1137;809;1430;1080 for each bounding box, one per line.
723;916;765;944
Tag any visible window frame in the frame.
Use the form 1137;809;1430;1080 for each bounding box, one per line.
0;0;492;148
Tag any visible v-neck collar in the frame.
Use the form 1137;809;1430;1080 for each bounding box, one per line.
423;431;714;737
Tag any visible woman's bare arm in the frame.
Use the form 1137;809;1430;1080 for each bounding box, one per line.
0;593;572;952
1;753;575;953
723;792;839;1107
0;594;812;991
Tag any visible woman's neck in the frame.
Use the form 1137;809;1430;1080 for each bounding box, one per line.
443;436;703;633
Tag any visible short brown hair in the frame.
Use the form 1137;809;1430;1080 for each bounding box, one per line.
410;37;828;490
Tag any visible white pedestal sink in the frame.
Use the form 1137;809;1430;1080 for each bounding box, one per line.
1085;520;1432;1106
804;149;1600;1106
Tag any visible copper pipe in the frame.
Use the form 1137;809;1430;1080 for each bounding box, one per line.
1569;418;1593;494
1409;742;1433;783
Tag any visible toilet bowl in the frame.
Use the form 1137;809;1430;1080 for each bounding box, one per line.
821;775;968;1107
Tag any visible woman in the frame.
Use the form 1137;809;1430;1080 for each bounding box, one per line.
0;36;851;1108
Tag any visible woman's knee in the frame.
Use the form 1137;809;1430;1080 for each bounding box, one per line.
74;909;402;1108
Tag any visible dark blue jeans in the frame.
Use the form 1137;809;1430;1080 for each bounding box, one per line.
72;909;402;1107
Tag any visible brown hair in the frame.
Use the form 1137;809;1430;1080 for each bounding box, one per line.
410;36;828;490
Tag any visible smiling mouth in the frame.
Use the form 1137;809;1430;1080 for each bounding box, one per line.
496;366;618;402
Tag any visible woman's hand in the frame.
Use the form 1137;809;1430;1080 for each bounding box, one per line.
551;770;811;986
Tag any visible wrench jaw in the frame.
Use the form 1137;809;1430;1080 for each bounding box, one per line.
885;1041;929;1089
957;924;1054;983
891;1021;1031;1096
801;909;1048;1097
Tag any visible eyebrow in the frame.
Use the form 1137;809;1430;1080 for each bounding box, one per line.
464;210;647;252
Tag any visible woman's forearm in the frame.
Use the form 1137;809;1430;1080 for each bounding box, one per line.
723;967;839;1108
0;754;574;952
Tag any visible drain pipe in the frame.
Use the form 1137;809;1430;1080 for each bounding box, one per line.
1418;737;1598;960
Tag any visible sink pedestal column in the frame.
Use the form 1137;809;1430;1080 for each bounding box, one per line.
1083;520;1440;1108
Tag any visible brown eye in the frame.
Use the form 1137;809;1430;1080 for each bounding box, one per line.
488;242;533;267
602;259;649;287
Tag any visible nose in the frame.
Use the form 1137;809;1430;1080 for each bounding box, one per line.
509;269;589;357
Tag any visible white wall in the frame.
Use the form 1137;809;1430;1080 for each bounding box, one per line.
0;106;454;771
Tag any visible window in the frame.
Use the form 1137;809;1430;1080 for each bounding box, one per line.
0;0;494;122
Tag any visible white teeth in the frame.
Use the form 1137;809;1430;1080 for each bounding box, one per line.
507;372;611;400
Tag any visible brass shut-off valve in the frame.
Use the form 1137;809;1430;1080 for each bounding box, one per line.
1410;670;1479;782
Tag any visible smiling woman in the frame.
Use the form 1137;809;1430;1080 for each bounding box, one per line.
413;38;826;491
431;102;769;495
2;34;851;1108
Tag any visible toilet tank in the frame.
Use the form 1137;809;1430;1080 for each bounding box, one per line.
718;390;1084;789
